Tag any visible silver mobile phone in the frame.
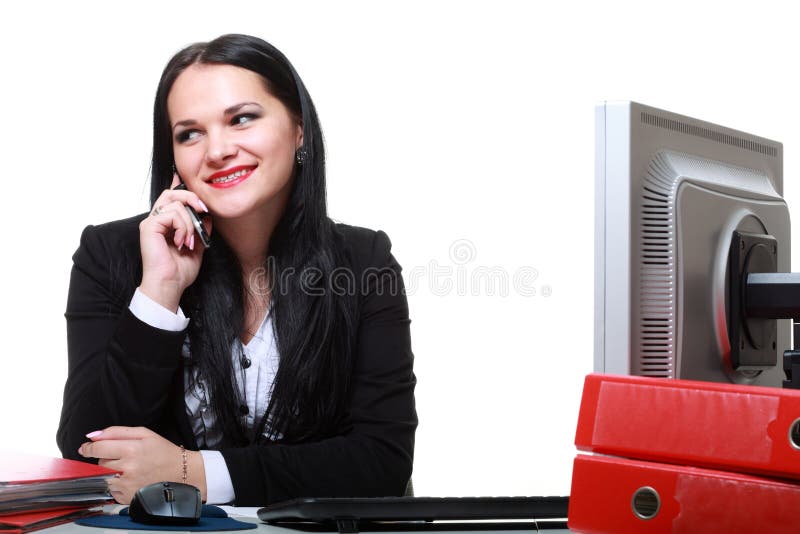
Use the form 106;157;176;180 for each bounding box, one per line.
173;183;211;248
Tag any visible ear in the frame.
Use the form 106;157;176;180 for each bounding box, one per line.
295;124;304;150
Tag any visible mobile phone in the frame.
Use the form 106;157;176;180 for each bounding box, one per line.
173;183;212;248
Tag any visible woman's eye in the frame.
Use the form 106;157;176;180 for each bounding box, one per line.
176;130;201;143
232;113;258;126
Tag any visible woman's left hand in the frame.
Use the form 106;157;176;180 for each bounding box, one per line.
78;426;188;504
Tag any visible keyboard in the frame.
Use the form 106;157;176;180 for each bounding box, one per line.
258;496;569;532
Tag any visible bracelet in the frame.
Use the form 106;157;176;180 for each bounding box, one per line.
180;445;188;484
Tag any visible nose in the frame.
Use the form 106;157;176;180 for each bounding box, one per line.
205;129;237;166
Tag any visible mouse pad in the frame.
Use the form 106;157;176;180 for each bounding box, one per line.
76;504;258;531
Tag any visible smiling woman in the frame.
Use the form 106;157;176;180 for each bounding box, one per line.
56;34;417;507
168;64;301;225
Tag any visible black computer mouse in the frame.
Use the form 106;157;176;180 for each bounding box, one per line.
128;481;202;525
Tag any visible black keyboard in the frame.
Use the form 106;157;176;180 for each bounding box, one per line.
258;496;569;532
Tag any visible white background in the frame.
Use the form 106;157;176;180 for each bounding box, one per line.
1;0;799;498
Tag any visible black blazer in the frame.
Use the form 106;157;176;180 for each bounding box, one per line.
57;214;417;506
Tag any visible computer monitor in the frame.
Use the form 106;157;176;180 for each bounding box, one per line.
595;101;789;386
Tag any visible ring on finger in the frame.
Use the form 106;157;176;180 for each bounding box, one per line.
152;205;164;217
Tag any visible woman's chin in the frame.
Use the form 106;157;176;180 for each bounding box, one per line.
208;203;272;223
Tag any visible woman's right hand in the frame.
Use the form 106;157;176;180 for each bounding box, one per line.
138;174;211;312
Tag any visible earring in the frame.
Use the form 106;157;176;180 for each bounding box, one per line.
171;163;177;175
295;147;307;166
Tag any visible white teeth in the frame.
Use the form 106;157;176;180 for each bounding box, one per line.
211;168;251;184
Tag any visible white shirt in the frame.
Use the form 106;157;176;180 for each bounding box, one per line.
129;288;279;504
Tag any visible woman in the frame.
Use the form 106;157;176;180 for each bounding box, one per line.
56;34;417;506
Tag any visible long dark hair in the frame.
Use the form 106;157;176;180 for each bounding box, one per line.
151;34;357;445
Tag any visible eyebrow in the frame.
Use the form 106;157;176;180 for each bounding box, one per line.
172;102;264;131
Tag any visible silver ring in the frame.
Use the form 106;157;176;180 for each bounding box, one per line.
152;206;164;216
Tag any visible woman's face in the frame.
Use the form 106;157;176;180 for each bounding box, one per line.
167;63;302;220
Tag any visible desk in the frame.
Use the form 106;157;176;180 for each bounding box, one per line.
35;508;572;534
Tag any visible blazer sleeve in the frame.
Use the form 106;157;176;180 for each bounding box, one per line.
220;229;418;505
57;221;188;460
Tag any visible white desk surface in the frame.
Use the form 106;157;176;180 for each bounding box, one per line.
37;506;571;534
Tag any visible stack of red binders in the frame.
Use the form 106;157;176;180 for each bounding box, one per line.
568;373;800;533
0;452;118;533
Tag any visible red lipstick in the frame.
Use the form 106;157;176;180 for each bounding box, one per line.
206;165;256;189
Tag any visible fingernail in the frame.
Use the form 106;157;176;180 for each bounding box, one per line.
189;235;195;251
86;430;103;439
78;445;85;455
198;200;209;213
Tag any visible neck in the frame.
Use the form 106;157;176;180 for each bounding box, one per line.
215;204;285;280
218;216;271;271
216;210;276;336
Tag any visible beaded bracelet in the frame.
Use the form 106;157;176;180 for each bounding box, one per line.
180;445;188;484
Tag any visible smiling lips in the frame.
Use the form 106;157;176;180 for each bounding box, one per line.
207;165;256;188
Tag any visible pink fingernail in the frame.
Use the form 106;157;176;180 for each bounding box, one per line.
189;234;195;251
86;430;103;439
198;200;209;213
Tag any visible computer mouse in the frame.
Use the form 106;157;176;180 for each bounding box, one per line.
128;481;202;525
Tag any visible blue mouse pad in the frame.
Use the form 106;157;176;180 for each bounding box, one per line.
76;504;257;531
